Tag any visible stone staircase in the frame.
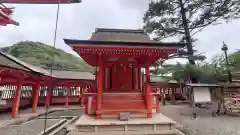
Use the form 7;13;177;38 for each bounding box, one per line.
97;92;150;118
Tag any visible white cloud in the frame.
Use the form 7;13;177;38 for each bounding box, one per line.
0;0;239;62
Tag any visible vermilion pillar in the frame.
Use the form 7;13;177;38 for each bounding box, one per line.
65;87;69;107
138;68;141;90
96;54;103;119
156;94;160;113
49;85;54;105
80;87;84;107
145;66;152;118
12;80;23;118
45;83;53;107
133;67;137;90
145;66;150;82
32;79;41;113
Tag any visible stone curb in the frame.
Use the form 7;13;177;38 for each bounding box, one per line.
48;116;78;135
0;107;81;129
39;119;67;135
0;110;55;128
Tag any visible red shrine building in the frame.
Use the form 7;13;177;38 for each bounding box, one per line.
64;28;184;119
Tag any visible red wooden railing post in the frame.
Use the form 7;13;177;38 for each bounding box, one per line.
32;78;40;113
65;87;69;107
12;79;23;118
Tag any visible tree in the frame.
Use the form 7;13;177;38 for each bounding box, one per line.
229;51;240;70
144;0;240;41
144;0;240;63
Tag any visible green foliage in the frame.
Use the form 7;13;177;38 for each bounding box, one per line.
153;61;229;83
153;51;240;83
229;51;240;70
1;41;94;73
143;0;240;40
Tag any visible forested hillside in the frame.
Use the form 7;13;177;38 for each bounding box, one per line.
0;41;94;73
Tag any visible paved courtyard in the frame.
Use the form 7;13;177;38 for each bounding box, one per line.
0;119;61;135
0;105;81;135
161;104;240;135
0;105;240;135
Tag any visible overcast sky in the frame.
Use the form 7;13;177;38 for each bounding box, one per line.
1;0;240;63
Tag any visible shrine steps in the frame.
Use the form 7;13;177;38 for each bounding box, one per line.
97;92;149;118
70;114;177;135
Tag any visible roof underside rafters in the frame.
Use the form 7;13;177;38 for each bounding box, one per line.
64;28;185;67
70;45;178;66
73;46;178;56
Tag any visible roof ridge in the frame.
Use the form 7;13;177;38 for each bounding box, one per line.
94;28;145;34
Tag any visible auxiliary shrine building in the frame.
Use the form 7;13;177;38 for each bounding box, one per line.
64;28;184;119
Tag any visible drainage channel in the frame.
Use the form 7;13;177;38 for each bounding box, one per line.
38;116;78;135
0;109;82;135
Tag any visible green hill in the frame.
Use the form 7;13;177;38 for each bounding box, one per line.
0;41;94;73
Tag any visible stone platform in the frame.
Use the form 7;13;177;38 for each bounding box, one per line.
68;113;177;135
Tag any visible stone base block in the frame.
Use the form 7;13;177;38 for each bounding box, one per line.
68;113;177;135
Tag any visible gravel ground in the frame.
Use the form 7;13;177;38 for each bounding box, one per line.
0;119;61;135
161;104;240;135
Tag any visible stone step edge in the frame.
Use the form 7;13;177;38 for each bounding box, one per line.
68;129;177;135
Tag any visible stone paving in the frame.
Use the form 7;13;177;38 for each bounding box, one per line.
1;104;240;135
161;104;240;135
0;119;61;135
47;109;83;117
0;105;80;127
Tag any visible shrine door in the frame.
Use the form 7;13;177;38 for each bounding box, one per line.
111;65;133;90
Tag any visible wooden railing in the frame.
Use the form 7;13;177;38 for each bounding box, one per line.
81;92;97;114
0;83;95;101
0;85;33;99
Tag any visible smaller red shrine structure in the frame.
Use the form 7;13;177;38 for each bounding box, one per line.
64;28;184;119
0;52;95;118
0;4;19;26
0;0;81;26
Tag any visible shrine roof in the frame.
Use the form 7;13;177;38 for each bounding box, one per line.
0;52;53;77
90;28;151;42
185;83;221;87
0;52;95;80
218;83;240;88
1;52;40;73
64;39;184;48
64;28;185;48
52;70;95;80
